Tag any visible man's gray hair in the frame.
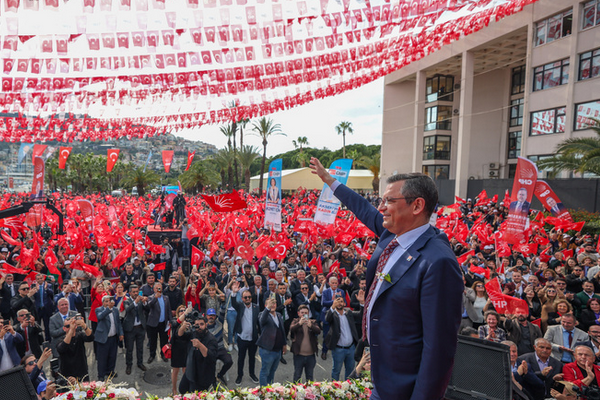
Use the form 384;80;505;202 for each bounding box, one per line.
387;173;438;216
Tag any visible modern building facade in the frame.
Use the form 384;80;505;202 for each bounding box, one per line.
381;0;600;197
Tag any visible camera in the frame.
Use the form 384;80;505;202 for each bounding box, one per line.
574;384;600;400
50;358;69;394
185;310;202;325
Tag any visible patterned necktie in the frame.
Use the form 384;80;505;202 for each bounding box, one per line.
362;239;399;340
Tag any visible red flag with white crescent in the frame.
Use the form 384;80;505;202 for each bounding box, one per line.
185;150;195;171
31;156;45;200
191;245;204;266
162;150;174;173
32;144;47;164
107;149;120;172
58;146;72;169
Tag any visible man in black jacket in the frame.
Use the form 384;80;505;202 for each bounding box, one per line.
257;297;287;386
0;274;17;322
15;309;43;359
324;294;362;381
56;316;94;381
11;282;37;323
122;285;148;375
516;338;563;398
231;281;260;385
178;316;218;392
164;276;183;316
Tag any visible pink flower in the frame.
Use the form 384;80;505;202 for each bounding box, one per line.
109;394;115;399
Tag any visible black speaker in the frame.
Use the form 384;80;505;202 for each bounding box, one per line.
445;335;512;400
0;365;38;400
182;258;190;276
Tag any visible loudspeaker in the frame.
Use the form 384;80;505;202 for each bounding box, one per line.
182;258;190;276
0;365;38;400
445;335;512;400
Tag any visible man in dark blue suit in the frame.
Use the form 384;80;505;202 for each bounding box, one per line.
310;158;463;400
0;317;23;372
33;274;54;341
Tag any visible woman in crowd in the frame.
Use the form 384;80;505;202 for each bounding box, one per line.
114;282;128;320
170;305;191;396
580;298;600;332
478;310;506;343
542;299;573;332
469;281;487;329
199;284;225;313
521;284;542;321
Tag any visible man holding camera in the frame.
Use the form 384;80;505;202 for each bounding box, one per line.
56;315;93;381
146;281;171;363
122;285;148;375
49;298;77;356
15;308;43;359
290;304;321;382
0;317;23;372
230;281;260;385
178;315;218;392
95;295;124;380
206;308;233;384
11;282;37;323
257;296;287;386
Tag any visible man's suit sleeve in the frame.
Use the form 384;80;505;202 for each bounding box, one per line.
332;184;385;237
411;255;463;400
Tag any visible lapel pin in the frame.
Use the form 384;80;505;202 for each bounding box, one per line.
407;255;413;262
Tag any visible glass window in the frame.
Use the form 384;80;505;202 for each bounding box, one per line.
582;1;600;29
511;66;526;95
426;75;454;103
425;106;452;131
530;107;566;136
510;98;524;127
533;58;569;91
508;131;522;159
422;165;449;180
508;164;517;179
579;48;600;80
535;9;572;46
574;100;600;130
423;135;451;160
528;155;554;178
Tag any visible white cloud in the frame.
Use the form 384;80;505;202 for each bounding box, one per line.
176;78;383;157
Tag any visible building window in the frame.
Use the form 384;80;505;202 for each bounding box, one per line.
508;164;517;179
535;9;573;46
426;75;454;103
424;106;452;131
533;58;569;91
582;1;600;29
508;131;522;159
574;100;600;130
579;48;600;81
510;99;524;127
423;135;451;160
511;65;526;95
531;107;566;136
528;155;554;178
422;165;449;180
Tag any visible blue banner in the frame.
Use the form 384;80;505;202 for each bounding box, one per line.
143;151;152;172
264;158;282;231
314;158;353;225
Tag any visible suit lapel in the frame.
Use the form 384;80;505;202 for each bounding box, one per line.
374;227;435;302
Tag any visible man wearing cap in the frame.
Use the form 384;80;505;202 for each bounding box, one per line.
206;308;233;384
37;380;56;400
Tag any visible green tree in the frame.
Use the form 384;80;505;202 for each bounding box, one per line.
120;166;160;196
251;117;286;194
179;161;217;194
355;153;381;192
335;121;354;158
292;136;309;167
213;148;236;190
537;118;600;176
237;145;260;192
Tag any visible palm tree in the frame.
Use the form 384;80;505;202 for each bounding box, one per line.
536;118;600;176
251;117;286;194
213;148;236;190
237;145;260;192
335;121;354;158
355;153;381;192
120;166;160;196
179;161;217;194
292;136;310;167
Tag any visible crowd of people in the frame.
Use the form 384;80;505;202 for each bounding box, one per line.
2;185;600;400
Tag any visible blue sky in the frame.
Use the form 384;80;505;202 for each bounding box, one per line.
177;78;384;157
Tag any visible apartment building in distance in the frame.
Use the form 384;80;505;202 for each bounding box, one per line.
381;0;600;197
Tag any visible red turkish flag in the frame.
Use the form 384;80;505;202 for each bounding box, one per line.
185;150;195;171
162;150;174;173
107;149;119;172
32;144;47;164
201;191;247;212
153;262;166;271
191;245;204;266
111;243;132;269
456;250;475;265
43;247;62;284
58;147;72;169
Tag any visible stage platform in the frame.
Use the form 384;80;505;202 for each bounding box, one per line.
146;226;182;244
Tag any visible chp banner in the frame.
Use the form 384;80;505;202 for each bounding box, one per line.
314;158;353;225
32;144;47;164
58;146;72;169
264;158;282;232
534;180;573;222
484;278;529;315
107;149;120;172
30;156;45;200
504;157;538;244
162;150;174;173
17;143;31;165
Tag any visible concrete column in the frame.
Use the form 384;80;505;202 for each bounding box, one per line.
455;51;474;198
412;71;426;172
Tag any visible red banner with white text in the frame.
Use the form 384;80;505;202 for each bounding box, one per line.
31;156;45;200
162;150;174;173
504;157;538;245
534;180;573;222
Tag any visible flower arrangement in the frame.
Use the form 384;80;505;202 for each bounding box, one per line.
52;378;372;400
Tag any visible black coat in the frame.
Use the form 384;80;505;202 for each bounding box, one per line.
323;307;361;350
184;330;218;391
15;323;44;358
231;295;260;342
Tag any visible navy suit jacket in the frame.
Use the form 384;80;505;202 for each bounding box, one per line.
0;332;23;366
34;283;54;313
333;183;463;400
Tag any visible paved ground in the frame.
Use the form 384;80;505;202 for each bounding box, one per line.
75;337;343;398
